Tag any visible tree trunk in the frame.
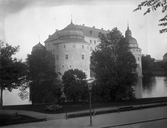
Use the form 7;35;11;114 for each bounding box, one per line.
0;89;3;108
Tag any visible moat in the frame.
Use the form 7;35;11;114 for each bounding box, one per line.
2;76;167;105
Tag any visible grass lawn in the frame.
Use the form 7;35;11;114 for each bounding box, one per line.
2;97;167;114
2;102;114;114
0;114;45;126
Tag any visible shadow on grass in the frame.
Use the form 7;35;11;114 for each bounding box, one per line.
0;114;46;126
2;97;167;115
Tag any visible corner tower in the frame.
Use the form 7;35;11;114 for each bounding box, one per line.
45;21;90;78
125;24;142;77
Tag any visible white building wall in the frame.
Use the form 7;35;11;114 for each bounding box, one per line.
54;42;91;78
130;48;142;77
84;36;99;51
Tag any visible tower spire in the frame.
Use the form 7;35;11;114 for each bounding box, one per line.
71;14;73;24
125;20;132;37
127;20;129;30
38;36;40;43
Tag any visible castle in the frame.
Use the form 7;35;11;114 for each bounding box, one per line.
33;21;142;78
32;21;142;97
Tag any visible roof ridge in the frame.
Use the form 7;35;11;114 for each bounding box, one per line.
75;24;109;32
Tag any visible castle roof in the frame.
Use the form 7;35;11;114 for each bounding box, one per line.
44;23;109;43
32;42;45;52
76;25;109;38
163;53;167;57
59;22;84;38
125;25;138;45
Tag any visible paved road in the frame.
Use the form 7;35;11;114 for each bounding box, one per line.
112;118;167;128
1;105;167;128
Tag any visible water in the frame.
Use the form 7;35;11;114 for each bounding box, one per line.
2;87;31;106
1;76;167;105
142;76;167;98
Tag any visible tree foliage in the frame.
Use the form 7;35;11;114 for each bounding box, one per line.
26;47;61;104
142;55;155;75
0;41;27;106
91;28;138;102
134;0;167;33
62;69;88;103
162;61;167;76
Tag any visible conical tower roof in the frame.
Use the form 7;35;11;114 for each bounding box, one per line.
32;42;45;52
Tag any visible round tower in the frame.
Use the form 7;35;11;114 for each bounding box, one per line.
49;21;90;78
125;25;142;77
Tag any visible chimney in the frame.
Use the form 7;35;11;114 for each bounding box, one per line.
93;26;95;28
82;24;85;26
101;28;103;30
49;35;51;38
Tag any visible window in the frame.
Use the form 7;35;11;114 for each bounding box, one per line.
94;40;96;44
57;45;58;49
65;54;68;59
82;45;84;49
82;54;84;59
90;47;93;51
64;45;66;48
73;44;75;48
57;55;58;60
90;40;92;43
138;57;140;61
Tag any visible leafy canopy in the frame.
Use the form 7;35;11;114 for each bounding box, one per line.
62;69;88;103
26;47;61;103
0;41;27;91
134;0;167;33
91;28;138;101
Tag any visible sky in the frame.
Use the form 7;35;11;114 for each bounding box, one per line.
0;0;167;60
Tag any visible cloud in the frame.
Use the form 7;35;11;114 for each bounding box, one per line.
0;0;139;16
0;0;96;16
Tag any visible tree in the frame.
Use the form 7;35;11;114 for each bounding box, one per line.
26;47;61;104
0;41;27;107
91;28;138;102
134;0;167;33
62;69;88;103
162;60;167;76
142;55;155;76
